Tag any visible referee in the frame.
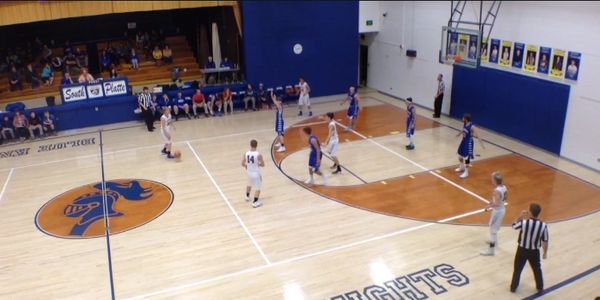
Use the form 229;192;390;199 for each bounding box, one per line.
510;203;549;293
138;87;155;132
433;74;445;118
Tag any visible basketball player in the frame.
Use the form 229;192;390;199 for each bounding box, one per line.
481;171;507;256
340;86;360;132
405;97;416;150
325;112;342;174
455;113;484;178
242;139;265;208
273;91;286;153
160;106;175;159
297;77;312;116
303;127;327;185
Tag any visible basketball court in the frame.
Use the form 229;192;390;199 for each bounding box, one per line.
0;90;598;299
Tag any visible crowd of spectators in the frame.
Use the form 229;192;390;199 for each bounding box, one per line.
0;110;55;144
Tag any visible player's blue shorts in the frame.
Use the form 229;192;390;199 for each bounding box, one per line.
309;152;322;171
458;139;474;159
406;120;415;137
347;105;359;119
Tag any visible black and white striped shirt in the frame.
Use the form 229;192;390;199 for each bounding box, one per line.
513;218;549;250
138;92;151;110
438;80;445;95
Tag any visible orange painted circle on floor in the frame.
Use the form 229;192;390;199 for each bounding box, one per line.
35;179;173;239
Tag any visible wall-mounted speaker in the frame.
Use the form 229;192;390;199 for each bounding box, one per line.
406;49;417;57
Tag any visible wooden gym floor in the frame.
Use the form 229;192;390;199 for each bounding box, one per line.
0;90;598;299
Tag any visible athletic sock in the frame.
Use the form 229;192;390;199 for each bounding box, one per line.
246;192;250;198
253;197;258;203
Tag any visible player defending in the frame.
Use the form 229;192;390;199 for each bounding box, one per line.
325;112;342;174
273;91;286;152
160;106;175;159
302;127;327;185
297;77;312;117
242;139;265;208
405;97;416;150
455;113;484;178
481;171;507;256
340;86;360;132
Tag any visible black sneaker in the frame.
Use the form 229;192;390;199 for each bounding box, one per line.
161;148;168;155
333;167;342;175
167;154;175;159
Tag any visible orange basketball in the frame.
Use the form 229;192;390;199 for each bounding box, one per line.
174;150;182;160
454;55;462;63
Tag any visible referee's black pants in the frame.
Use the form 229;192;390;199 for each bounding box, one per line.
510;247;543;292
141;108;154;131
433;93;444;118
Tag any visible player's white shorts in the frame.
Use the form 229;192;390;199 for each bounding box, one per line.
326;138;339;157
247;172;262;190
489;207;505;234
161;129;172;144
298;93;310;106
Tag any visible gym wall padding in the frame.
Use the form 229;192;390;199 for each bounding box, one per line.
450;65;570;154
242;1;359;97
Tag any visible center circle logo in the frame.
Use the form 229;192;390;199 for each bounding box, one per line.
35;179;174;239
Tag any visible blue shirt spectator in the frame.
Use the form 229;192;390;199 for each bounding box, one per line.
158;94;172;108
204;56;216;69
61;73;74;85
220;57;233;68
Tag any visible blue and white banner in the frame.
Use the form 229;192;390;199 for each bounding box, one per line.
512;42;525;69
62;84;87;102
565;51;581;81
102;79;128;97
86;83;104;99
489;39;500;64
537;47;551;74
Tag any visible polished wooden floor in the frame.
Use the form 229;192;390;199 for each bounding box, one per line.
0;91;598;299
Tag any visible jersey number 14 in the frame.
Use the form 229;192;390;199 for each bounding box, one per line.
247;155;255;164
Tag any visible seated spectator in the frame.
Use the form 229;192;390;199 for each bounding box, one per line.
42;111;56;136
171;66;186;83
25;63;41;89
130;48;140;70
100;50;111;72
204;56;216;69
150;94;160;120
28;111;43;138
109;65;118;79
192;89;209;118
42;44;53;62
41;63;54;86
222;87;233;115
1;115;15;140
205;94;220;116
243;84;257;111
212;93;223;116
13;111;29;141
64;53;79;74
162;45;173;64
220;57;233;69
257;83;271;109
74;47;88;69
136;31;144;49
61;72;74;85
158;93;173;113
63;40;73;56
78;68;94;83
152;46;163;66
9;66;23;91
172;91;191;120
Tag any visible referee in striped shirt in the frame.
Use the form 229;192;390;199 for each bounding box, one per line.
510;203;549;293
138;87;155;132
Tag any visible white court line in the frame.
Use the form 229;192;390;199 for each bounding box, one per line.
185;141;271;265
335;121;490;204
290;120;329;128
0;128;273;172
124;206;490;299
0;168;14;204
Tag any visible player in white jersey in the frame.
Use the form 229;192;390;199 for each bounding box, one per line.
325;112;342;174
242;139;265;208
481;171;507;256
160;106;175;159
297;77;312;117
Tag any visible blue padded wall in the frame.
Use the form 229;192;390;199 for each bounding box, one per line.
242;1;359;97
450;66;570;154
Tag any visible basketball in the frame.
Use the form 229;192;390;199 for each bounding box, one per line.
454;54;462;63
174;150;182;160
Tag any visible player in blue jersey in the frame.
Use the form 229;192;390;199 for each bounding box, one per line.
340;86;360;132
273;91;286;153
302;126;327;185
455;113;485;178
405;97;416;150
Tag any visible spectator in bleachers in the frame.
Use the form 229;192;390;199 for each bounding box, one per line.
243;83;257;111
100;50;111;72
78;68;94;83
162;45;173;64
64;53;79;74
150;94;160;120
63;40;73;56
152;46;163;66
28;111;43;139
41;63;54;86
13;111;29;141
61;72;74;85
109;65;119;79
204;56;216;69
222;87;233;115
136;32;144;49
42;44;53;62
257;83;271;109
171;66;186;83
25;63;41;89
1;115;15;140
42;111;56;136
205;94;218;116
192;89;209;118
158;93;173;113
220;57;233;69
130;48;140;70
9;66;23;91
74;47;88;69
173;91;191;120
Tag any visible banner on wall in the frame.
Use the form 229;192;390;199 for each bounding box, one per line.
524;45;538;72
448;32;458;56
512;42;525;68
499;41;512;67
86;83;104;99
102;79;128;97
550;49;566;78
489;39;500;64
458;34;469;59
480;38;489;63
565;51;581;81
62;85;87;102
468;35;478;59
537;47;551;74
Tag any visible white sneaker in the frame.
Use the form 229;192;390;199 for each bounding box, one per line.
276;146;286;153
321;175;328;186
455;167;464;172
459;171;469;179
252;201;262;208
244;195;250;202
480;248;495;256
304;178;314;184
